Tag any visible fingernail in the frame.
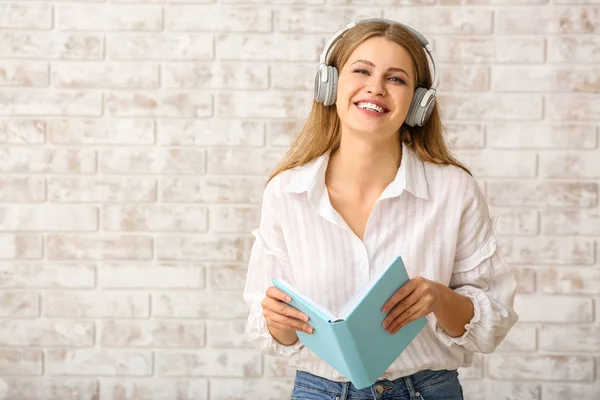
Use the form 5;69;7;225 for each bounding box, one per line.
285;296;291;302
307;327;313;334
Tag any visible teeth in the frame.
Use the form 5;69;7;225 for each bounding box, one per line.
357;102;385;113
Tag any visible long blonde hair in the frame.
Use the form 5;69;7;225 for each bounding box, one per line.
267;20;471;183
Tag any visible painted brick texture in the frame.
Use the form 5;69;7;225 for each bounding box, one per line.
0;1;598;399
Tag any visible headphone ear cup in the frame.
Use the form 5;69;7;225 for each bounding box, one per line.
406;87;436;127
324;66;338;106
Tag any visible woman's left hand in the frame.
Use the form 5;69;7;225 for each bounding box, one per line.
381;276;443;334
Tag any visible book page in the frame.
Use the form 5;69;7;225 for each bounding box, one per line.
276;279;338;322
337;261;390;320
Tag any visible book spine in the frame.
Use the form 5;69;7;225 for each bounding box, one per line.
332;321;369;387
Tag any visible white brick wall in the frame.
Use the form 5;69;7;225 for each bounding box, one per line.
0;1;598;399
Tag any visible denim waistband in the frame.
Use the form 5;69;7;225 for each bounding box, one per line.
292;368;460;400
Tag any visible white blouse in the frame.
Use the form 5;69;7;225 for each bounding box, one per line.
243;142;518;382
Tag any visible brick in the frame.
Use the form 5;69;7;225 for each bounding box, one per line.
48;118;155;145
0;205;97;232
495;6;599;34
207;263;247;290
53;62;158;89
440;0;546;3
0;291;39;317
0;148;96;174
99;263;204;289
538;268;600;295
514;294;592;322
548;37;600;63
270;63;313;91
434;37;545;63
455;150;536;178
386;7;492;34
217;92;312;118
157;120;264;146
109;34;212;60
513;267;536;294
446;123;484;149
106;91;211;118
209;379;294;400
47;234;153;260
487;123;597;149
156;349;261;377
0;62;48;87
100;379;208;400
499;237;594;265
160;177;265;203
0;4;52;29
539;325;600;352
99;148;206;174
0;90;101;116
221;0;324;3
102;205;208;232
0;32;103;59
0;119;45;144
492;66;600;93
489;355;594;381
541;210;600;236
0;349;42;375
44;291;149;318
496;324;537;352
458;354;483;379
0;234;42;259
439;94;542;120
267;119;303;147
206;320;251;348
162;62;268;89
58;5;162;31
543;383;600;400
210;206;260;233
155;235;252;261
48;177;156;202
216;34;325;61
547;94;600;121
539;152;600;178
490;208;538;236
0;320;94;346
460;381;541;400
166;6;271;32
47;349;152;376
275;8;380;32
329;0;433;3
153;291;247;319
0;177;45;202
487;181;597;208
438;65;489;92
102;320;205;347
0;262;95;288
0;379;98;400
207;148;285;175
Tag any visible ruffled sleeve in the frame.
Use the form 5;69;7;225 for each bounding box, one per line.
434;181;519;354
242;179;304;356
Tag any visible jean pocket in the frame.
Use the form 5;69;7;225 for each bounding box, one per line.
289;384;339;400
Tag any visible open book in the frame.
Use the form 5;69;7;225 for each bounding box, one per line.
272;256;427;389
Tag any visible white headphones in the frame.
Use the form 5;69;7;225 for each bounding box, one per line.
314;18;439;127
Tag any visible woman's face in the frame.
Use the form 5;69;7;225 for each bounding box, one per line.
335;36;416;141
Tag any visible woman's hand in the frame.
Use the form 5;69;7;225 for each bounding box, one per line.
381;276;442;334
262;286;314;337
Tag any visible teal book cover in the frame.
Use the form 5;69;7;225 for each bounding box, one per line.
272;256;427;389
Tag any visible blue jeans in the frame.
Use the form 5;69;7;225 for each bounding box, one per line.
290;369;464;400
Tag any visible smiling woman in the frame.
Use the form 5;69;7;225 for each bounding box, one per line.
243;18;518;400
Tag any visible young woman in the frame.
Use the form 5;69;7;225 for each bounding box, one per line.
243;18;518;400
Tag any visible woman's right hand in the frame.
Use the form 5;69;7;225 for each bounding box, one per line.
261;286;314;338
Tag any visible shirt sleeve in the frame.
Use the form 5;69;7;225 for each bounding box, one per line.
242;178;304;356
433;179;519;354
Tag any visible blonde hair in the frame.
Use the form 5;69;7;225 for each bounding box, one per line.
267;20;471;183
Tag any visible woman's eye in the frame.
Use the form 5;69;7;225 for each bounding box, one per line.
353;69;368;75
389;77;407;85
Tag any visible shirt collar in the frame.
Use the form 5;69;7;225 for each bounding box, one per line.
283;142;429;201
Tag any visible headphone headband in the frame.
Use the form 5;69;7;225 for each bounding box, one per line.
318;18;438;92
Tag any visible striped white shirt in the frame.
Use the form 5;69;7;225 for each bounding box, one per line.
243;142;518;381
